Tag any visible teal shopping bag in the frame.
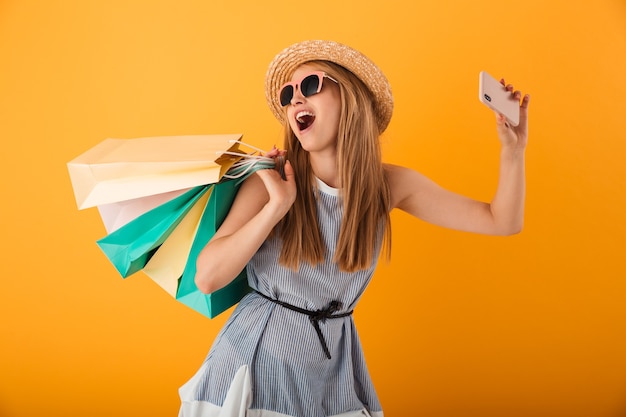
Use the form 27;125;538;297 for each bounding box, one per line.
176;179;251;318
96;185;211;277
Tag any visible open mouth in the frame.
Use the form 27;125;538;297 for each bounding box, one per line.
295;111;315;131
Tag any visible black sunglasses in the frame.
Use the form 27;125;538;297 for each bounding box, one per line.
279;71;338;107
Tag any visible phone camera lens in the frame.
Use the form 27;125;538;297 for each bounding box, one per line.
484;94;491;102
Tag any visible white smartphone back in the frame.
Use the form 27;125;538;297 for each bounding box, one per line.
479;71;520;127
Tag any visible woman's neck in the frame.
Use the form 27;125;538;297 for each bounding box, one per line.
309;152;340;188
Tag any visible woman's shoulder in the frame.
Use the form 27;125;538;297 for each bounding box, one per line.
209;172;270;239
383;163;407;210
383;163;429;210
225;172;271;217
383;162;418;188
238;171;270;201
383;162;405;176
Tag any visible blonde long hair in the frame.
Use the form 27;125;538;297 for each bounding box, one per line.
277;60;391;272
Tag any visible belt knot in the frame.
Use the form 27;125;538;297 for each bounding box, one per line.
255;291;353;359
310;300;343;323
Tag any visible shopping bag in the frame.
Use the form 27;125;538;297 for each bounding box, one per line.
69;134;279;319
176;178;251;318
141;189;211;297
67;134;243;209
97;188;191;233
96;185;212;278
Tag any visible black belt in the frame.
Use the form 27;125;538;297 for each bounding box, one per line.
255;291;353;359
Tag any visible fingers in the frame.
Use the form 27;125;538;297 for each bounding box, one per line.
255;159;295;187
501;77;530;108
254;167;286;197
262;145;278;158
282;159;294;179
255;165;283;183
520;93;530;109
255;160;297;212
495;112;510;129
518;94;530;127
262;145;287;159
502;80;521;100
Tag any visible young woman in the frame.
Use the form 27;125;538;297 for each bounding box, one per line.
179;40;530;417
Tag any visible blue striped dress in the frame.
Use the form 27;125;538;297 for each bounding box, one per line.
178;178;384;417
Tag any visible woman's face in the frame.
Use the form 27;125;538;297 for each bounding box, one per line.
284;64;341;156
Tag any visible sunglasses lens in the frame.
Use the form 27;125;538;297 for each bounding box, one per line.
280;85;294;107
300;74;321;97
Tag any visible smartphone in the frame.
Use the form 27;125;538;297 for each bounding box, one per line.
479;71;520;127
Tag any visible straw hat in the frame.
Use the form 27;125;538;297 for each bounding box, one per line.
265;40;394;133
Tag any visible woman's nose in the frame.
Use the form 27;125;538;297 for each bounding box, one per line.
290;85;305;105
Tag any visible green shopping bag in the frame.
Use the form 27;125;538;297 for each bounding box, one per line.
96;185;211;277
176;178;251;318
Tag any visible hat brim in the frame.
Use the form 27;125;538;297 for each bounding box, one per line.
265;40;393;133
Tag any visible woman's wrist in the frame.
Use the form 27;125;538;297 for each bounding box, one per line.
500;142;526;159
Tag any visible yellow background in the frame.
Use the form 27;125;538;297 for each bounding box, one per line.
1;1;625;416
